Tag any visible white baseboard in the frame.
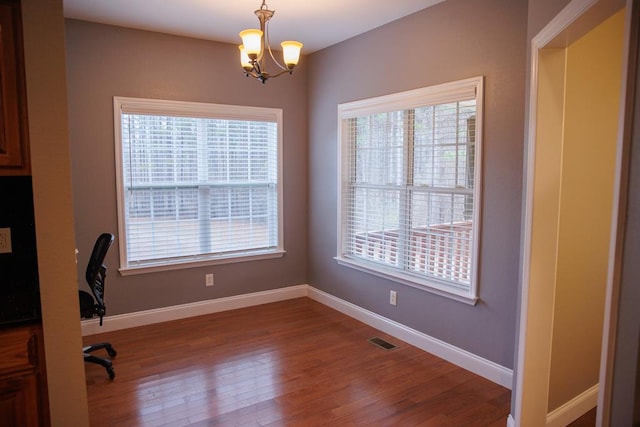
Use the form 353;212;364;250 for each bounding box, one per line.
546;384;598;427
506;385;597;426
83;284;513;390
306;287;513;389
81;284;308;336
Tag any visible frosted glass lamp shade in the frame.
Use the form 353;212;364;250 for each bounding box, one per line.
239;29;263;58
281;41;303;68
239;46;253;71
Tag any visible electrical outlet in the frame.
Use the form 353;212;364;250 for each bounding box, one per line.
205;273;214;287
390;290;397;306
0;227;12;254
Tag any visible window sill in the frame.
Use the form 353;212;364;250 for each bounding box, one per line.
335;256;478;306
119;250;286;276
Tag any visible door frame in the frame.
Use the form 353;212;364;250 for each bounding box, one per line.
511;0;634;425
597;0;639;424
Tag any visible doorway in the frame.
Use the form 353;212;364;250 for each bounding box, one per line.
513;1;627;426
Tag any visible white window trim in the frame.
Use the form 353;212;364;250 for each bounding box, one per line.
336;77;484;304
113;96;285;275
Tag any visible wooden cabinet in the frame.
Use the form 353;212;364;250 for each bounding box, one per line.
0;323;49;426
0;0;29;175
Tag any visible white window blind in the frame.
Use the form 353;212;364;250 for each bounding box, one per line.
113;97;283;274
337;77;483;302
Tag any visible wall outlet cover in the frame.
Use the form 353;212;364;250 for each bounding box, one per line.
0;228;12;254
205;273;214;287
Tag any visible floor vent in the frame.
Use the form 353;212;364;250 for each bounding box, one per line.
368;337;397;350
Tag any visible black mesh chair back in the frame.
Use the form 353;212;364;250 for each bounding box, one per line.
79;233;117;379
83;232;114;325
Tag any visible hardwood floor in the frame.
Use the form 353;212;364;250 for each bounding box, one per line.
568;407;597;426
83;298;510;426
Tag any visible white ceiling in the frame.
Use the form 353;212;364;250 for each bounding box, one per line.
63;0;445;53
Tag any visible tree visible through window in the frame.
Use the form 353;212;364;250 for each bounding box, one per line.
337;77;483;302
114;98;284;274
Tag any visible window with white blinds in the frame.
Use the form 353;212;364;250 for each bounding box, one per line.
113;97;284;274
337;77;483;303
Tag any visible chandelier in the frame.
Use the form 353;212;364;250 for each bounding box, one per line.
238;0;303;84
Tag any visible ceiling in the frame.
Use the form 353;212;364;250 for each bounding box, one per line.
63;0;445;53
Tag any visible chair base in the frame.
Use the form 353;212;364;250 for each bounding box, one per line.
84;342;116;380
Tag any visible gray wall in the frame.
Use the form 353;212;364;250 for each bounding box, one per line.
65;20;308;315
527;0;573;39
611;1;640;422
306;0;528;369
66;0;527;370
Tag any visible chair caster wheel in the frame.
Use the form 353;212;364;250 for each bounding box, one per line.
107;367;115;380
107;347;117;358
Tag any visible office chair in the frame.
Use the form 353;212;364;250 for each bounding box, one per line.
79;232;117;380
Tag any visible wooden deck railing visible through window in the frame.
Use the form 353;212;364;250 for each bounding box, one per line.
352;221;473;284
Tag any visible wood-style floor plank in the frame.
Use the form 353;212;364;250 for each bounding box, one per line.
568;407;597;427
83;298;511;426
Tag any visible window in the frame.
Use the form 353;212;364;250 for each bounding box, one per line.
337;77;483;303
113;97;284;274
